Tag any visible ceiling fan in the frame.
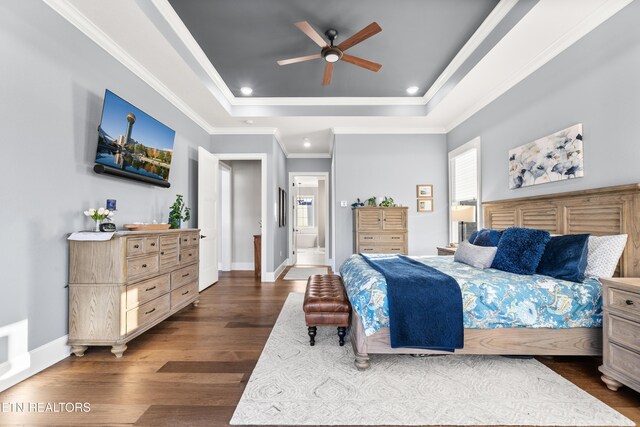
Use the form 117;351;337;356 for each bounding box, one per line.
277;21;382;86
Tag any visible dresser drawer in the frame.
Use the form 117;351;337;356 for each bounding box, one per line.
126;294;170;334
359;245;405;254
359;234;405;243
143;237;159;253
608;314;640;353
160;248;180;270
608;287;640;319
160;234;180;249
171;264;198;289
126;274;170;310
180;232;199;247
181;247;199;265
126;254;159;281
607;342;640;382
171;281;198;309
127;238;145;257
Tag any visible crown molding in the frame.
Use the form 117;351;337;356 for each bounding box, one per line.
43;0;215;134
331;127;447;135
422;0;518;104
444;0;633;133
287;153;332;159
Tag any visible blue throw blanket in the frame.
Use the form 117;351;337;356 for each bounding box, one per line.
360;254;463;351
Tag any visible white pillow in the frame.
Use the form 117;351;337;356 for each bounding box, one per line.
454;241;497;269
585;234;628;279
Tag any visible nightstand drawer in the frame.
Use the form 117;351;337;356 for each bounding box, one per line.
608;287;640;318
608;314;640;353
607;342;640;382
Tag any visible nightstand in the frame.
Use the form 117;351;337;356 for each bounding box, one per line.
437;246;457;256
599;277;640;392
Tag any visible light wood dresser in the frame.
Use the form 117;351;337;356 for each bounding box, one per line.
352;207;408;254
599;277;640;392
68;228;200;358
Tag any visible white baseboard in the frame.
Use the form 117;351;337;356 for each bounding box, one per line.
263;258;288;282
0;335;70;392
231;262;254;271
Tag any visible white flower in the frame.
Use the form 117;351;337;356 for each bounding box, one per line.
108;211;114;217
103;209;110;216
98;207;105;215
88;209;96;216
83;210;90;216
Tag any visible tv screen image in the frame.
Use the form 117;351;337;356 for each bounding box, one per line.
96;89;175;184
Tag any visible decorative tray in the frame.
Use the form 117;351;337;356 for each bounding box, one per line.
123;223;171;231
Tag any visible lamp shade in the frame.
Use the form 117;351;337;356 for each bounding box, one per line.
451;205;476;222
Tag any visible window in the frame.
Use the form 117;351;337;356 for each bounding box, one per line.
448;138;481;243
296;196;314;227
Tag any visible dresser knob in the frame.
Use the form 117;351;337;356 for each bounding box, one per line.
142;264;147;268
626;299;634;305
134;244;139;249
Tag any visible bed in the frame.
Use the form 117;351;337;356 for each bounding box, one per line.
343;184;640;370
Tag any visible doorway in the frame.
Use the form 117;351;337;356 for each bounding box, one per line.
289;172;329;266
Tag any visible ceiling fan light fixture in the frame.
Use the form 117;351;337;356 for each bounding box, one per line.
322;46;342;63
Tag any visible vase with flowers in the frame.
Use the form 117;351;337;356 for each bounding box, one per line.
84;207;115;232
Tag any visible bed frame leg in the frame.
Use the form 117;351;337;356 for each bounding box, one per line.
308;326;317;346
337;327;346;346
354;351;370;371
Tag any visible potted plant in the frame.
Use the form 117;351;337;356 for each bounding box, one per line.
168;194;191;229
379;196;395;207
84;207;114;232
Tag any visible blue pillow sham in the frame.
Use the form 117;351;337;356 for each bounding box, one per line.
473;229;503;247
491;227;551;275
468;230;480;244
537;234;590;282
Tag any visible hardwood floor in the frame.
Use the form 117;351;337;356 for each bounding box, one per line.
1;269;638;426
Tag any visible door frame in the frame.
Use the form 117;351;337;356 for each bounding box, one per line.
218;161;232;272
217;153;267;280
288;172;330;266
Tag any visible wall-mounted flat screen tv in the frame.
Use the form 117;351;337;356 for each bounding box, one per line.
95;89;175;186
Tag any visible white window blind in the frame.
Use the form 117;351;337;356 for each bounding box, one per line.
451;148;477;203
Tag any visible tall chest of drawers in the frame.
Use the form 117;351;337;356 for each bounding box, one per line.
68;229;200;357
599;277;640;392
352;207;408;255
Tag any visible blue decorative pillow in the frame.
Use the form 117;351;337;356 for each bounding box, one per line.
537;234;590;282
468;230;479;244
491;227;551;275
473;229;503;247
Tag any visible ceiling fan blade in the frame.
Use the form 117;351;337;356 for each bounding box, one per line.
322;62;334;86
294;21;327;48
341;54;382;72
277;54;322;66
337;22;381;52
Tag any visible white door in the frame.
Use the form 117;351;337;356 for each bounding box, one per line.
198;147;219;291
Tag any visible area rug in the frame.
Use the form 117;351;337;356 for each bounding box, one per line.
230;293;633;426
282;267;328;280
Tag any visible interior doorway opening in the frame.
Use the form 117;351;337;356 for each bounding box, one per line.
289;173;329;266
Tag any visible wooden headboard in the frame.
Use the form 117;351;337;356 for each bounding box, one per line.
483;184;640;277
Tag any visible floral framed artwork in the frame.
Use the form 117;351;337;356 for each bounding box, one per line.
416;184;433;198
417;198;433;212
509;123;583;189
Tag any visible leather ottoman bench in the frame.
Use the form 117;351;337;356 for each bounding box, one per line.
303;274;351;346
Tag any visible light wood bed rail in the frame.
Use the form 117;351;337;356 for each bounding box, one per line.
350;183;640;370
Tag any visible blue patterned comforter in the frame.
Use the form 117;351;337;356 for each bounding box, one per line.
340;254;602;336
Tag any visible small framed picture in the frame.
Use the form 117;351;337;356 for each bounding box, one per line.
417;198;433;212
417;184;433;198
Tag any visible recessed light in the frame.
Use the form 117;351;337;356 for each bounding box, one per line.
240;87;253;96
244;119;254;124
406;86;419;95
304;142;311;148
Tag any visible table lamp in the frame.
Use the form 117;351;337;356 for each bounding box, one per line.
451;205;476;243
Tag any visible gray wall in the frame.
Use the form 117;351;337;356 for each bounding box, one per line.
210;134;288;271
0;1;210;356
447;2;640;202
318;180;327;248
333;134;448;269
229;161;261;265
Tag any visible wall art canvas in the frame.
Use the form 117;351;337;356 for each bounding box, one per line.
509;123;583;189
